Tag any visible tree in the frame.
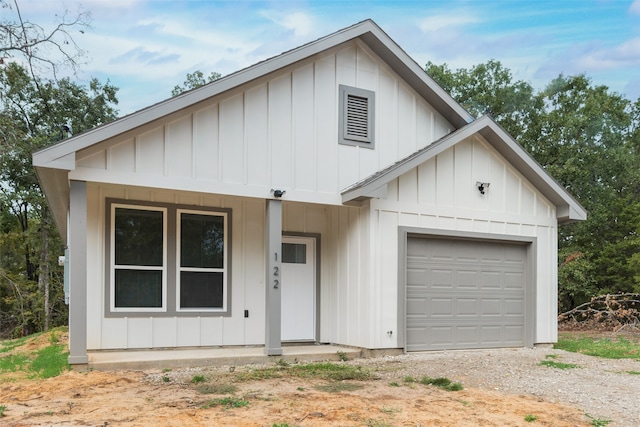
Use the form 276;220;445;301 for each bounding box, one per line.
0;63;118;336
534;75;638;298
557;250;596;312
0;0;104;336
427;60;640;310
171;70;221;96
0;0;91;79
426;60;542;141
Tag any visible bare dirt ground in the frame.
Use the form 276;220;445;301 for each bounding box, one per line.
1;331;638;426
1;370;588;427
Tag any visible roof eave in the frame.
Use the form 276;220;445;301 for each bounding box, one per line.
358;29;472;128
35;166;69;242
342;116;587;224
476;119;587;223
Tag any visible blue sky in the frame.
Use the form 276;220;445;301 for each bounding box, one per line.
15;0;640;115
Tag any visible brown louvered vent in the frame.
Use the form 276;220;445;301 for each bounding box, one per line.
346;94;370;139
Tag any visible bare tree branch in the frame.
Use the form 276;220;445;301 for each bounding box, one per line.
559;293;640;331
0;0;91;79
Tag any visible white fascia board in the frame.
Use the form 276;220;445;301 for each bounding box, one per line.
570;205;588;222
476;117;587;222
341;122;480;203
342;115;587;223
33;151;75;170
358;29;473;128
557;204;588;224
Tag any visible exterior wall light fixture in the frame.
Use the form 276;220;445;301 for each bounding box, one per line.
271;189;286;198
476;182;490;195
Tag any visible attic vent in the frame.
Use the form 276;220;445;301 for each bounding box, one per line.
339;85;375;148
346;94;370;139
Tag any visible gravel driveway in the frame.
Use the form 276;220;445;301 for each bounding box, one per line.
353;346;640;426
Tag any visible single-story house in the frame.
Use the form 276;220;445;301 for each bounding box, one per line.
33;19;586;365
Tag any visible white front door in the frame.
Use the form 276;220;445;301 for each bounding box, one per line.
281;236;316;341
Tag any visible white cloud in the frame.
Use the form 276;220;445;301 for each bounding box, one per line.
14;0;638;112
606;37;640;64
574;38;640;71
260;11;315;37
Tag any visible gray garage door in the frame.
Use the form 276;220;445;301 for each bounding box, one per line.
406;237;527;351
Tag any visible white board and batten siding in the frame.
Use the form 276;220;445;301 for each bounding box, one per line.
85;184;268;350
84;182;373;350
72;40;454;351
371;134;559;349
72;34;559;352
34;20;580;360
72;40;453;204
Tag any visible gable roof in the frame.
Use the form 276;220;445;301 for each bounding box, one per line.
341;115;587;224
33;19;475;239
33;19;473;169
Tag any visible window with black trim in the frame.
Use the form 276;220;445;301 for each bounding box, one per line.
107;200;230;316
339;85;375;148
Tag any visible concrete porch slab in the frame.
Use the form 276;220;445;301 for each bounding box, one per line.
86;344;366;371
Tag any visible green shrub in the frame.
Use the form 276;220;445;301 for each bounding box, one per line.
191;375;206;384
196;383;237;395
539;360;578;370
202;396;249;409
419;376;463;391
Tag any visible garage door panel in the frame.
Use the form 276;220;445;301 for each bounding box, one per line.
480;298;501;316
407;324;524;351
455;270;478;288
406;270;428;287
457;298;477;316
504;325;525;344
505;272;525;289
406;297;428;316
457;326;480;345
505;298;524;315
504;249;526;263
431;326;455;347
480;325;502;344
429;269;452;287
431;298;454;316
406;327;429;348
406;237;527;351
479;271;503;289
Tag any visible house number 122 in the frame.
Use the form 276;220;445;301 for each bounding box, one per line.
273;266;279;289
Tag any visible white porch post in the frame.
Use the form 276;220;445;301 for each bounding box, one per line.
68;180;88;364
265;199;282;356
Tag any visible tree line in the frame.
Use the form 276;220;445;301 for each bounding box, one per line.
1;0;639;336
0;0;118;336
426;60;640;312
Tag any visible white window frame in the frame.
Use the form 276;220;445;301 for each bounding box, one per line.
176;209;228;312
339;84;375;148
109;204;168;313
